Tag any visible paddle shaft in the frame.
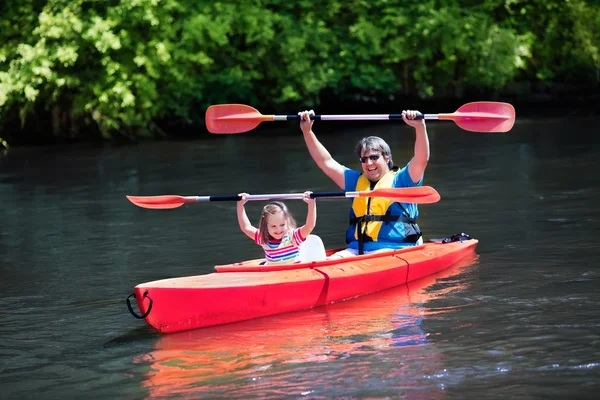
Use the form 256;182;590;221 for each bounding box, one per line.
273;113;508;121
275;114;429;121
181;191;391;202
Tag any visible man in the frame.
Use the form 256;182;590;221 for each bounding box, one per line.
298;109;429;257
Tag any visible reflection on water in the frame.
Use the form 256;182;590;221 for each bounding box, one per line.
135;256;478;398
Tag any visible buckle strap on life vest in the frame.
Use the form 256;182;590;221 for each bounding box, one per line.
350;215;417;224
355;215;422;254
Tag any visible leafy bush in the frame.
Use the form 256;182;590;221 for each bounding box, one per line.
0;0;598;141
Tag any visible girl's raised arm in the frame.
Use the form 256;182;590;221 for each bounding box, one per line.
298;191;317;240
237;193;258;240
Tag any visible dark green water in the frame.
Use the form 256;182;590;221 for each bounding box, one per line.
1;115;599;399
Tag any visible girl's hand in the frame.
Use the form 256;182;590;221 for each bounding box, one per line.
402;110;425;128
298;110;315;135
238;193;249;206
302;191;315;204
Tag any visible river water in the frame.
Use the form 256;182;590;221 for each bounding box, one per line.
1;114;599;399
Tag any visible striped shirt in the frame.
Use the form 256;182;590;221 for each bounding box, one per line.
255;229;306;264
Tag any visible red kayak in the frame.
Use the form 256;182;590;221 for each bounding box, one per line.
127;238;478;333
134;258;477;397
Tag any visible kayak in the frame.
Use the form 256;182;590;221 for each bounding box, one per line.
134;259;477;396
128;238;478;333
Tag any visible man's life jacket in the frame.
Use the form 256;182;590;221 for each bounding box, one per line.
346;168;422;254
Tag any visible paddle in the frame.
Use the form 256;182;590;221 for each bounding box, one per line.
206;101;515;134
126;186;440;209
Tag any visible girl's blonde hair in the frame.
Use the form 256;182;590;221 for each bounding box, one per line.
258;201;297;244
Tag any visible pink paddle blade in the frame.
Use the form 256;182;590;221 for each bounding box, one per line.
366;186;441;204
126;195;188;209
444;102;515;132
206;104;272;134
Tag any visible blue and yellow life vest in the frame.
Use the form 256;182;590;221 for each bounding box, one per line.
346;168;422;254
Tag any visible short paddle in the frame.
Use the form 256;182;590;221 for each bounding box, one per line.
126;186;440;209
206;101;515;134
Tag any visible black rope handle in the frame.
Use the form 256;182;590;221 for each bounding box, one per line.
428;232;472;244
126;291;153;319
441;232;471;243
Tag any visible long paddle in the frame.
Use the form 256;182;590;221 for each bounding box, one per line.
126;186;440;209
206;102;515;134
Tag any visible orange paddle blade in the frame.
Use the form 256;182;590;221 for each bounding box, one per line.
440;102;515;132
363;186;440;204
126;195;192;209
206;104;274;134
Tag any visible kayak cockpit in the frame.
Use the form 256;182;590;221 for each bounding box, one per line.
214;244;427;273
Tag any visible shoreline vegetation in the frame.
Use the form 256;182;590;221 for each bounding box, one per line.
1;0;599;146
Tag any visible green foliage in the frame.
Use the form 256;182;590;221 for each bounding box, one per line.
500;0;600;82
0;0;598;141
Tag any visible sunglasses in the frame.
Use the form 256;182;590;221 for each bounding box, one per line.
359;154;382;163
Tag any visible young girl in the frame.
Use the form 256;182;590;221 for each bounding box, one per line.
237;192;317;264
